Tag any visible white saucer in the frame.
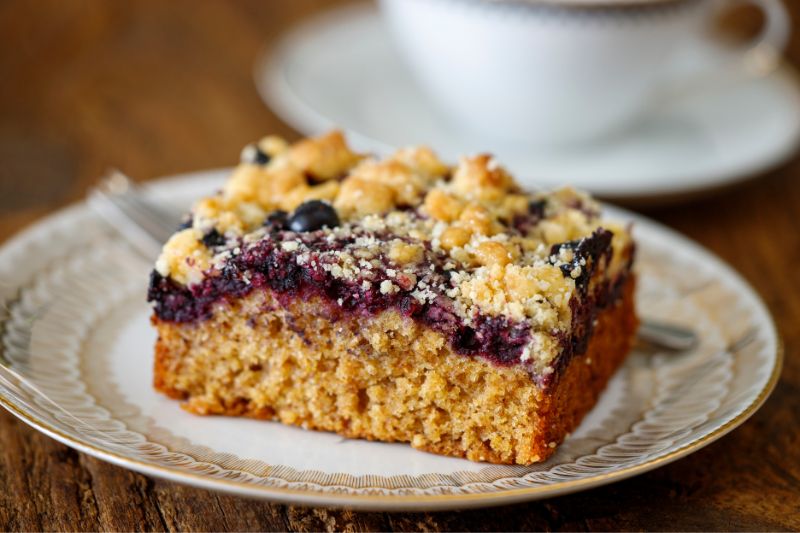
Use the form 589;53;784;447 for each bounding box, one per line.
257;3;800;202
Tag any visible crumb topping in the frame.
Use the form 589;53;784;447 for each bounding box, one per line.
152;130;634;375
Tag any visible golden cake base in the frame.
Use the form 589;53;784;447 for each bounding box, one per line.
153;278;636;465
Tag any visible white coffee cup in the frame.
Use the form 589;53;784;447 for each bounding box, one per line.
378;0;791;147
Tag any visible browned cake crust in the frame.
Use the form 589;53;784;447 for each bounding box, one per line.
153;277;636;465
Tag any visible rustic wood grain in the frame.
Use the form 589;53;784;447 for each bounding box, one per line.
0;0;798;531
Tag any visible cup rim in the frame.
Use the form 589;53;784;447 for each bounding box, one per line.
458;0;692;8
496;0;687;4
389;0;700;21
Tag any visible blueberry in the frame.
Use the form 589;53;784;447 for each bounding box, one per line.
201;228;227;248
177;215;193;231
240;144;270;165
287;200;340;232
548;229;612;287
528;199;547;219
263;210;288;231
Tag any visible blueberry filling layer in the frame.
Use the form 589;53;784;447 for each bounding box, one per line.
148;227;630;376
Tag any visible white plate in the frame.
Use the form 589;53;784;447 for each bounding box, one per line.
0;170;781;510
257;3;800;202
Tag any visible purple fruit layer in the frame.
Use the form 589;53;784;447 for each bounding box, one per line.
148;226;629;377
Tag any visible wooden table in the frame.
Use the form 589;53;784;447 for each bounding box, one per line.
0;1;798;530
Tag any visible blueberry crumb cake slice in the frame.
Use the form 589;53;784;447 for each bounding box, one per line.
148;130;637;465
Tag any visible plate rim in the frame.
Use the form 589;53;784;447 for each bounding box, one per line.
254;2;800;201
0;170;784;511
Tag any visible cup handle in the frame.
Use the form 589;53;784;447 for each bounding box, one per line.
736;0;791;75
661;0;791;99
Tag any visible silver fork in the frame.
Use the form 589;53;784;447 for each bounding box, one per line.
88;170;698;351
87;171;176;259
